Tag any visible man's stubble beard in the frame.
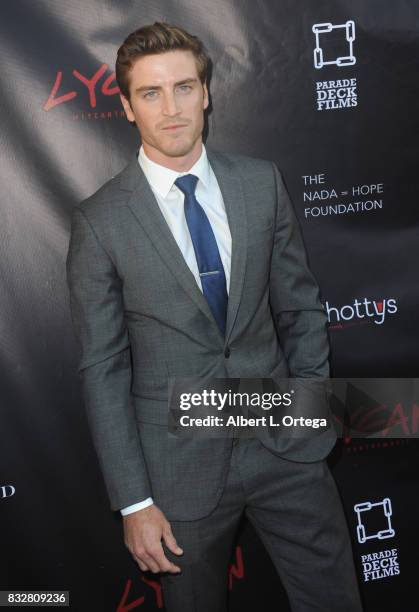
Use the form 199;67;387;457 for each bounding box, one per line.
145;129;203;159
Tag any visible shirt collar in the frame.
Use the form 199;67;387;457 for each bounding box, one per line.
138;143;210;199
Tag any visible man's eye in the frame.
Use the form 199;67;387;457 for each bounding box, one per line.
177;85;191;92
144;91;157;99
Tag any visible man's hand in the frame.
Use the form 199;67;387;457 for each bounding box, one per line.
123;504;183;573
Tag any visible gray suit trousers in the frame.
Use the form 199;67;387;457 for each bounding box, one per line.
160;438;363;612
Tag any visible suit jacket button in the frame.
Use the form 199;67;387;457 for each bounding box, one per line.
224;347;231;358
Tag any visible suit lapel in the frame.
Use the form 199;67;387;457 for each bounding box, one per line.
206;149;248;343
119;148;248;344
121;153;217;331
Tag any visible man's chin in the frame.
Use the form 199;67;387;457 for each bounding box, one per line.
159;138;198;158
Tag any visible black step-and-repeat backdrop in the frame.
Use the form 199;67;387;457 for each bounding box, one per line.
2;1;418;610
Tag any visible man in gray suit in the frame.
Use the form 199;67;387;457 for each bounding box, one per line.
66;22;362;612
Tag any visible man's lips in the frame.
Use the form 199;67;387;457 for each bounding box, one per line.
162;124;188;130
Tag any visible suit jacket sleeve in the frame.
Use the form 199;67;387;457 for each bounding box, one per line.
66;206;152;511
269;163;330;378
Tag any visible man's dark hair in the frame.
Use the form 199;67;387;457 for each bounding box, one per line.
116;22;210;100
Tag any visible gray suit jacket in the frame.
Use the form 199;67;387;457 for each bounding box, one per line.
66;148;335;520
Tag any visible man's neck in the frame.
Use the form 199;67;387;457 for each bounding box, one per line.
142;139;203;172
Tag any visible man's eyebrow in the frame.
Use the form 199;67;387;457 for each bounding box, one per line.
135;78;198;93
174;78;198;86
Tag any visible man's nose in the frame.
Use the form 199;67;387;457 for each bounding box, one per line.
162;91;181;116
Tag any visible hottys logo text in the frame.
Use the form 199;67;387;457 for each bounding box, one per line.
325;298;398;328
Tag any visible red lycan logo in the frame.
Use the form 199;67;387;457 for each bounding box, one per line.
43;63;124;120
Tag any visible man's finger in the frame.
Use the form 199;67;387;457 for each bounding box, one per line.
162;527;183;556
135;558;149;572
148;543;181;573
139;551;160;574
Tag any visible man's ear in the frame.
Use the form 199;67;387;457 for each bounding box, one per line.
202;81;209;110
120;94;135;122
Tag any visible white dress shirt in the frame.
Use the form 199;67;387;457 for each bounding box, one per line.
120;143;232;516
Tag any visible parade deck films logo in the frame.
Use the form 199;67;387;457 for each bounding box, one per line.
43;63;125;121
354;497;400;582
312;20;358;111
355;498;395;544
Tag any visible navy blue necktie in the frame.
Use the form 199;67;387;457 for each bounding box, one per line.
175;174;228;336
